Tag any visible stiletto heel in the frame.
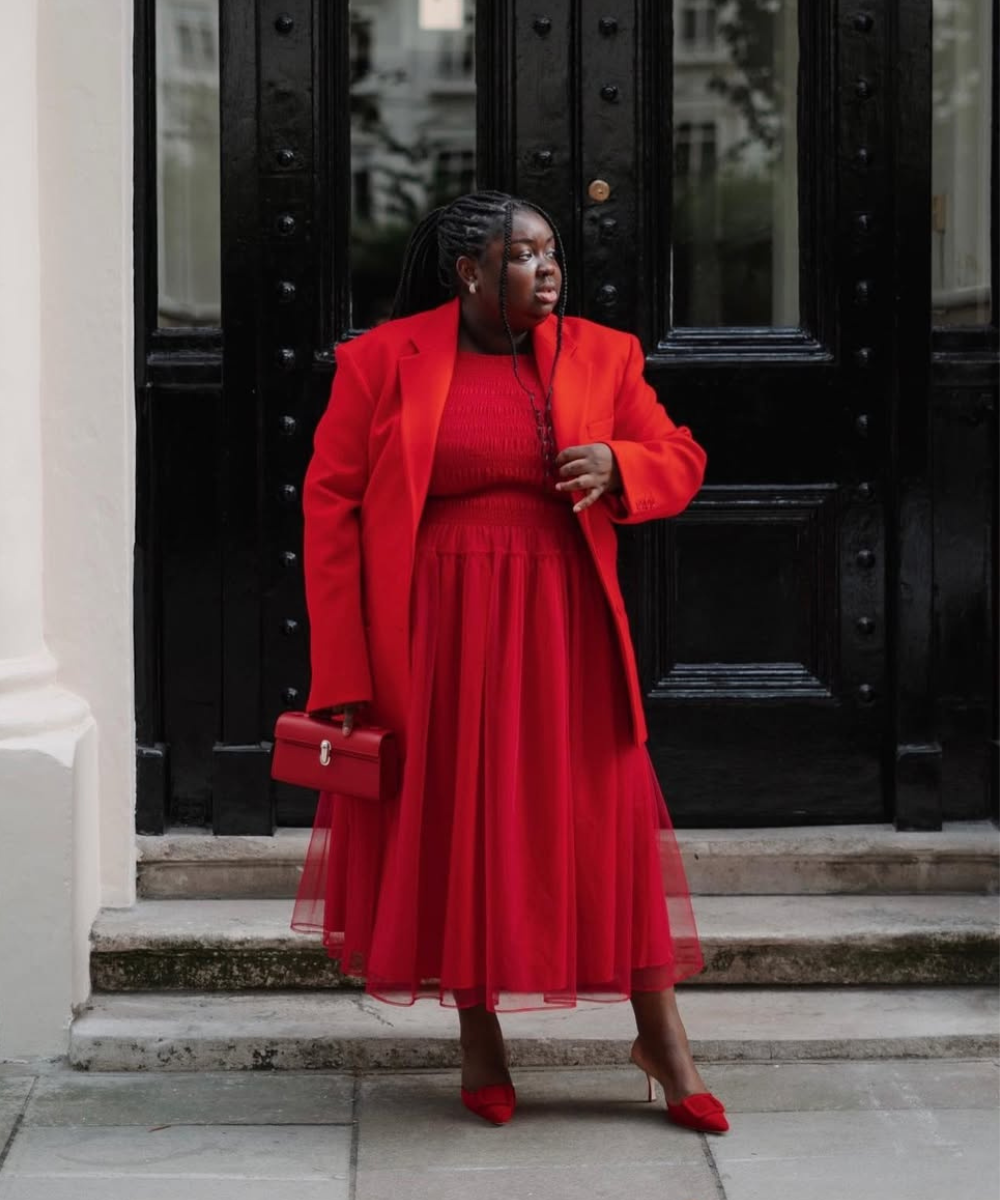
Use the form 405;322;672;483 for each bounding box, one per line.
630;1042;729;1134
460;1083;517;1125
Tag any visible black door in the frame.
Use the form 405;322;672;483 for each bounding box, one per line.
135;0;998;834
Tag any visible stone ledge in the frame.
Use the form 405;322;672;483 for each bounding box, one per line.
135;823;1000;898
68;986;1000;1071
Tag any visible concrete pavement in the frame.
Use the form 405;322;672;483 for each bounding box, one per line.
1;1058;997;1199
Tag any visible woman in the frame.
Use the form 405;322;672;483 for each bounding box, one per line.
292;191;726;1133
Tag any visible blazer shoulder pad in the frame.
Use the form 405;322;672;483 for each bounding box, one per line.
560;315;636;360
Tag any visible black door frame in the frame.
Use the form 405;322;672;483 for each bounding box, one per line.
133;0;998;834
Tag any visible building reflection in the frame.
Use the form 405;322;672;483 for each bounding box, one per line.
349;0;476;326
152;0;993;334
156;0;221;327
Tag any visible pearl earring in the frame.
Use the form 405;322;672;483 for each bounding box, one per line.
469;282;477;294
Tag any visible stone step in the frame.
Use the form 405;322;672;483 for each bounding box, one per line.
136;823;1000;899
89;895;1000;991
69;986;1000;1071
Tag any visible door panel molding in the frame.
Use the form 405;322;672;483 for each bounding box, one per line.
651;484;839;702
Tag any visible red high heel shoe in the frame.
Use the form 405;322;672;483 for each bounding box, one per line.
631;1045;729;1135
460;1082;517;1125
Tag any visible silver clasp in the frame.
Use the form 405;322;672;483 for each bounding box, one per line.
319;739;332;766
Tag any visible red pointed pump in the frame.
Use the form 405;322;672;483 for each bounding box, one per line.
460;1082;517;1125
630;1042;729;1134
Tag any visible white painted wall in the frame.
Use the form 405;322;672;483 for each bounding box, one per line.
37;0;137;909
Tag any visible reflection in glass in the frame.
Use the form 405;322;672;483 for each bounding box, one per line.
350;1;476;328
932;0;993;326
672;0;799;327
155;0;221;327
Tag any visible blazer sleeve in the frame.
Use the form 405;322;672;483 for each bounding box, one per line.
601;334;707;523
302;344;375;713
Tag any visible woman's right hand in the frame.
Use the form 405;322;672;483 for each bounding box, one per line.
329;703;362;737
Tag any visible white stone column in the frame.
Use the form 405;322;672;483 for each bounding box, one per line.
38;0;137;910
0;0;99;1059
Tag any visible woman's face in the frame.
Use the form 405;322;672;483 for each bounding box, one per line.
457;209;562;333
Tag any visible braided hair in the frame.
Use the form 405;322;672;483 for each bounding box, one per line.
391;192;567;466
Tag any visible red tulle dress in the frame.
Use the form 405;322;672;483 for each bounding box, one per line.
291;350;703;1010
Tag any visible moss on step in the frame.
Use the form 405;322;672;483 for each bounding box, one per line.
91;931;1000;992
91;949;366;992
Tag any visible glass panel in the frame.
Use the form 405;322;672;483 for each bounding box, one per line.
931;0;993;327
350;0;476;328
671;0;799;327
155;0;221;327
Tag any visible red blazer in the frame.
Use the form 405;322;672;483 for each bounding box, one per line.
303;299;706;748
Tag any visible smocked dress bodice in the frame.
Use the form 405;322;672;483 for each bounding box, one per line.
422;351;571;529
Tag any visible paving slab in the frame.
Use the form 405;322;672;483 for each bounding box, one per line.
0;1079;34;1160
355;1162;721;1200
0;1102;25;1154
0;1061;996;1200
700;1058;1000;1112
709;1108;1000;1200
357;1069;705;1171
69;986;1000;1071
0;1124;351;1181
0;1066;53;1080
0;1180;347;1200
0;1082;34;1106
25;1070;354;1126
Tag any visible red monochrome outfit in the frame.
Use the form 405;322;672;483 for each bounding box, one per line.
292;300;707;1011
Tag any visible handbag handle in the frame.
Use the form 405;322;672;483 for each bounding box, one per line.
310;705;363;735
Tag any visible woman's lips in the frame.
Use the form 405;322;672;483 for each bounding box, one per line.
536;287;559;303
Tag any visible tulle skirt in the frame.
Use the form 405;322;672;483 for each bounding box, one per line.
291;489;703;1010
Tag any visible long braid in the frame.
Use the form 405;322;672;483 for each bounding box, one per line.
498;200;518;369
391;207;448;319
498;199;567;472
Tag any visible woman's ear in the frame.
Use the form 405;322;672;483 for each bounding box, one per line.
455;254;478;291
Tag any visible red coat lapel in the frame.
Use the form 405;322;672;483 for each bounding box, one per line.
398;301;460;535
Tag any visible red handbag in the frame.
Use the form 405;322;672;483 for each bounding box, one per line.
270;712;400;801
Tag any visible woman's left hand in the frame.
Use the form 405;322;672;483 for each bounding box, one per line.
554;442;622;513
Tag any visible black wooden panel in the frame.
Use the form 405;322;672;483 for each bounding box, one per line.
216;0;270;833
133;380;166;832
650;705;882;827
622;0;893;825
257;0;317;828
886;0;941;828
134;0;167;833
577;0;638;330
136;744;169;834
274;364;334;825
933;375;997;819
315;0;351;343
510;0;578;293
157;386;223;826
661;486;837;689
